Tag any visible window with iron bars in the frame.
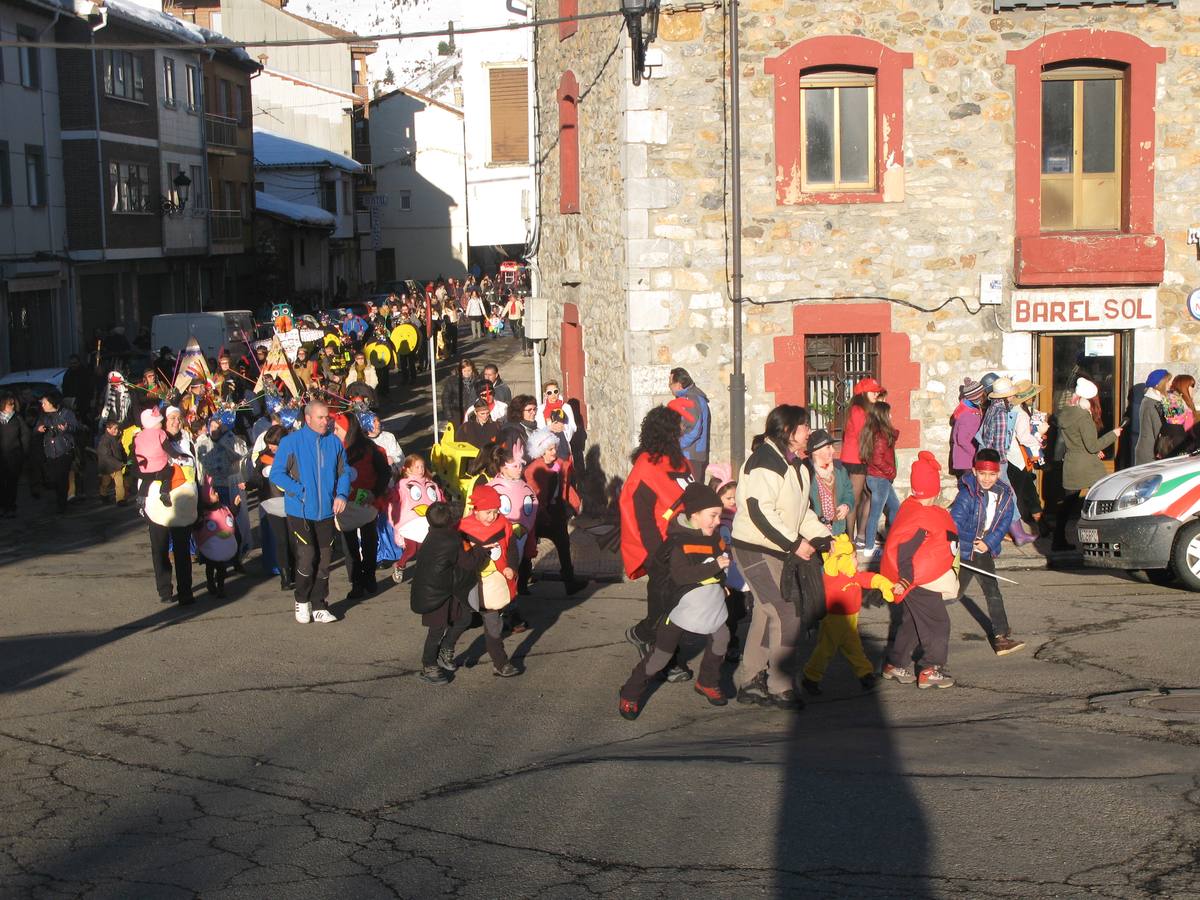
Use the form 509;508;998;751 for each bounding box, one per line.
804;333;880;438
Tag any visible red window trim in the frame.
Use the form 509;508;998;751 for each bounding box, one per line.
558;71;580;215
1007;30;1165;286
559;0;578;41
764;36;912;206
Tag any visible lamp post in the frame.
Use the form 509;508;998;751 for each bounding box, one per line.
728;0;746;474
620;0;659;85
173;170;192;209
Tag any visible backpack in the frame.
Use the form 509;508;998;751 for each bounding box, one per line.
1153;404;1186;460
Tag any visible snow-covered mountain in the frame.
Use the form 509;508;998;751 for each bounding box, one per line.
284;0;467;102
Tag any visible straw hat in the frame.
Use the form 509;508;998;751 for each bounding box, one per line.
1011;379;1039;404
988;377;1018;399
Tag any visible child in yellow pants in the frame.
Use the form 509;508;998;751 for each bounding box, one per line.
802;534;894;694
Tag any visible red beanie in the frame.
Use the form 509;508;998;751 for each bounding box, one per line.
470;483;503;512
909;450;942;499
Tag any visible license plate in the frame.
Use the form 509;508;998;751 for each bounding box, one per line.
1078;528;1099;544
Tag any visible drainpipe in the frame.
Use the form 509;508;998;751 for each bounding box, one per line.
90;7;109;262
728;0;746;473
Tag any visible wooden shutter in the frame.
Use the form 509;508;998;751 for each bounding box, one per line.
489;67;529;165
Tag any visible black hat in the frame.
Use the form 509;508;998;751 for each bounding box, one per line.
807;428;838;453
679;483;723;515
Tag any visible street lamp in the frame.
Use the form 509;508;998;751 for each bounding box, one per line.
620;0;659;85
173;170;192;209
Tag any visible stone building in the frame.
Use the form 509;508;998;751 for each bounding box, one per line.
532;0;1199;497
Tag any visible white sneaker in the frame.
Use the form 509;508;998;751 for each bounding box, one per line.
311;609;339;624
294;601;312;624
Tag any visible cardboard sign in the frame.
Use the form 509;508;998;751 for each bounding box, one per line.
1010;288;1157;332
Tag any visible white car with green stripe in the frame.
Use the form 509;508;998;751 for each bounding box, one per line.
1078;456;1200;588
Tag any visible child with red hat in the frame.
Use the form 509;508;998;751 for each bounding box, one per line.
459;483;520;677
880;451;960;689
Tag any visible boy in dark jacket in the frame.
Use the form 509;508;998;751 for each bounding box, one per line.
619;484;730;720
949;448;1026;656
96;418;130;504
411;502;487;685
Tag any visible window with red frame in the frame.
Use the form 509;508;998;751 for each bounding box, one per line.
559;0;577;40
559;71;580;215
765;36;911;206
1007;30;1165;286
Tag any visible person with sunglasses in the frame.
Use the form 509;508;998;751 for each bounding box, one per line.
463;379;508;424
536;381;577;443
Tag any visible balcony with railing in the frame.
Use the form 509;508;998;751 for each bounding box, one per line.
210;209;244;244
205;113;239;150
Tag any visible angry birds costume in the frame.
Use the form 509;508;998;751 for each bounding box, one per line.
801;534;896;685
378;473;444;567
459;484;518;611
195;504;239;563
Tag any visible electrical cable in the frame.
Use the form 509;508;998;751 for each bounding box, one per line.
744;293;985;315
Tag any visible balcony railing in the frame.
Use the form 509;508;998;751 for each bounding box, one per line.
205;113;239;149
210;209;243;242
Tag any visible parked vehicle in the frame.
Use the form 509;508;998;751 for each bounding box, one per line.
150;311;256;360
1078;454;1200;589
0;368;66;417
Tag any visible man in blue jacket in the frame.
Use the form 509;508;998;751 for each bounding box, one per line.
669;368;710;483
949;449;1025;656
270;401;352;624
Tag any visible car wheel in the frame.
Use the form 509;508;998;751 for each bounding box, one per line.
1169;519;1200;592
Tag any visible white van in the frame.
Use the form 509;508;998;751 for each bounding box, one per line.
151;311;256;361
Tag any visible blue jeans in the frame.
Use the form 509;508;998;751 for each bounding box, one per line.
863;476;900;551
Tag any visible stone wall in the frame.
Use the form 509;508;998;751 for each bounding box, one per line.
536;0;1200;489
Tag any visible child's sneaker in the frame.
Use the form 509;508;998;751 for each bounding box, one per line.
917;666;955;689
801;677;823;696
418;665;450;685
881;663;916;684
694;682;727;706
618;697;640;720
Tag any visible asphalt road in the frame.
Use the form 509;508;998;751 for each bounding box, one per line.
2;490;1199;900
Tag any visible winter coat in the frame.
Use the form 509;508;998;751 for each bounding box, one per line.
97;432;127;475
269;425;352;521
732;438;830;559
949;471;1015;561
1135;389;1165;466
866;431;897;481
345;364;378;390
441;375;474;425
840;405;867;465
0;413;31;466
459;416;500;450
1058;404;1118;493
674;383;711;463
950;401;983;471
619;451;692;579
410;525;485;618
881;497;957;589
806;460;854;536
525;456;581;523
37;409;78;460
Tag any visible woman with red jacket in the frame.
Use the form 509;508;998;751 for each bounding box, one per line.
618;405;694;682
840;377;883;543
860;401;901;555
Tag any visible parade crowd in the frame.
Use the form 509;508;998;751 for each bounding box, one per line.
1;283;1191;718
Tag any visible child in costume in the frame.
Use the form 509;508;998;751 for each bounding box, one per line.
801;534;895;695
133;406;174;508
949;448;1026;656
523;428;585;596
619;484;731;720
459;483;520;678
881;451;960;689
707;465;746;661
195;476;240;599
410;502;483;685
381;454;443;577
97;418;130;505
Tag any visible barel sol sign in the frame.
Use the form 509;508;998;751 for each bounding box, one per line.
1010;288;1158;332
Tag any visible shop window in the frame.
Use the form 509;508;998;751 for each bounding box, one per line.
1040;66;1122;232
765;36;911;205
559;0;578;40
558;71;579;214
1007;31;1165;286
804;334;879;439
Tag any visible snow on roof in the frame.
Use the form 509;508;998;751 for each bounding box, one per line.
253;129;364;174
98;1;256;65
255;191;337;230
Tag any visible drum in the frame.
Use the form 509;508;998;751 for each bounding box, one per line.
390;323;419;355
145;481;199;528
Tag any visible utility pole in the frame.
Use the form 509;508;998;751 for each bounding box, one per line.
728;0;746;473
